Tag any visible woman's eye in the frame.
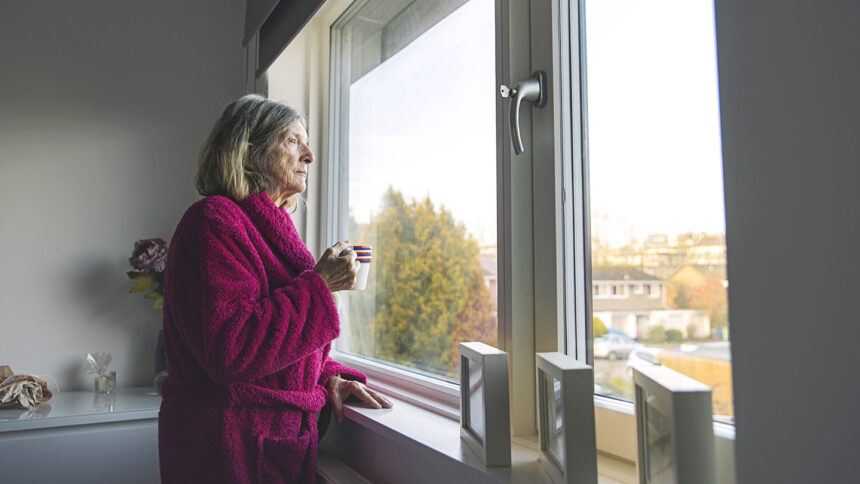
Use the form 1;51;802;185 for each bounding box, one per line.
289;138;298;144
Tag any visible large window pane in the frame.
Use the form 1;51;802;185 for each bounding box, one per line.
584;0;733;423
335;0;497;382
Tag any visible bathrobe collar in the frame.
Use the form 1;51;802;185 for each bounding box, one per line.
236;192;317;274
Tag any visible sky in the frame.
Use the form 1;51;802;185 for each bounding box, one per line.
348;0;725;249
585;0;725;248
349;0;497;245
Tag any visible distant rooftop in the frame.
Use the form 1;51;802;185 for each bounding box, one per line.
478;254;497;276
592;267;664;282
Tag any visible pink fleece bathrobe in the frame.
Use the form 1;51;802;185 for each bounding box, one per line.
158;192;365;484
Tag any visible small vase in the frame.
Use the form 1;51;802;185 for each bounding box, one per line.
94;372;116;393
94;375;110;393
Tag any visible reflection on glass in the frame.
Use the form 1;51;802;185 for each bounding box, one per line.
643;389;674;484
0;404;52;421
584;0;733;423
93;392;116;413
467;357;485;442
544;373;565;468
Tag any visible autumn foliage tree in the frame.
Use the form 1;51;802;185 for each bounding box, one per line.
689;277;728;330
348;188;495;376
449;265;497;377
668;271;728;334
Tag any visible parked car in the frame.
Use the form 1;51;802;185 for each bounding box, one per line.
625;345;665;376
593;333;637;360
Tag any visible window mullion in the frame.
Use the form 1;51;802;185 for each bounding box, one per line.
559;0;591;364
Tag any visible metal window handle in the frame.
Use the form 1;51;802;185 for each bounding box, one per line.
500;71;547;155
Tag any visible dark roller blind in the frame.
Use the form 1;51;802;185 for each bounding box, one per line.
244;0;281;46
257;0;327;77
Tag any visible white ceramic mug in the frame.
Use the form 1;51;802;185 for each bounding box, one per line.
350;245;372;290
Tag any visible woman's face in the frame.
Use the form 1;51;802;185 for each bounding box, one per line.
271;122;314;203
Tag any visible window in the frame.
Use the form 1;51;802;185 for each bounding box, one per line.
582;0;734;423
328;0;497;384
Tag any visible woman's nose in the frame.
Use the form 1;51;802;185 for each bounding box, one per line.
302;146;315;164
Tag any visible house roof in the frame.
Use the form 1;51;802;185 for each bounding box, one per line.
478;254;497;277
591;267;664;282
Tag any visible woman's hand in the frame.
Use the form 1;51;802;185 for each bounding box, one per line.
326;375;393;424
314;241;359;292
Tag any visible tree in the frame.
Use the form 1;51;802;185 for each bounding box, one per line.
668;280;693;309
346;214;377;356
593;317;608;338
686;322;699;340
368;188;480;374
449;265;497;377
648;325;666;343
665;329;684;343
690;276;729;330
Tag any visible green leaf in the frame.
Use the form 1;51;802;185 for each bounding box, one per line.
152;297;164;310
144;290;162;299
129;276;155;293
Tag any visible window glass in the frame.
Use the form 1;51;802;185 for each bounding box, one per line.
543;373;565;468
466;357;485;441
585;0;733;423
335;0;497;382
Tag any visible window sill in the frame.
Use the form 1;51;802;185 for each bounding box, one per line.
593;395;736;484
322;380;637;484
332;351;460;410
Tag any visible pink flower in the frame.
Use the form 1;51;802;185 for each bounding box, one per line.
129;238;168;272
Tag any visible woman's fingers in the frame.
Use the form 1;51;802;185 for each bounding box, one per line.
350;383;382;409
330;381;392;425
367;388;393;408
331;240;351;256
315;241;359;292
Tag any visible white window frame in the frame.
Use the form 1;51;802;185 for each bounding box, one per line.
322;0;525;415
321;0;567;437
558;0;591;364
557;0;736;447
313;0;735;465
304;2;737;475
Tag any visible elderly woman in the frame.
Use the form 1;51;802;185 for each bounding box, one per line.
158;94;391;483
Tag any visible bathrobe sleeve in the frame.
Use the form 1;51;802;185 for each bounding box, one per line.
318;355;367;388
193;211;341;385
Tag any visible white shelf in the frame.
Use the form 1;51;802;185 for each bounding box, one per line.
0;387;161;433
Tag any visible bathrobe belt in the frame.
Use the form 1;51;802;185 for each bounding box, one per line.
161;376;328;414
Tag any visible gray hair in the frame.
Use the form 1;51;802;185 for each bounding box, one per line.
196;94;305;208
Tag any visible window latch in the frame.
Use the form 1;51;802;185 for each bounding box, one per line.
501;71;547;155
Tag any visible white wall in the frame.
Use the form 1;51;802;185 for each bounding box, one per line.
0;1;245;390
715;2;859;483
